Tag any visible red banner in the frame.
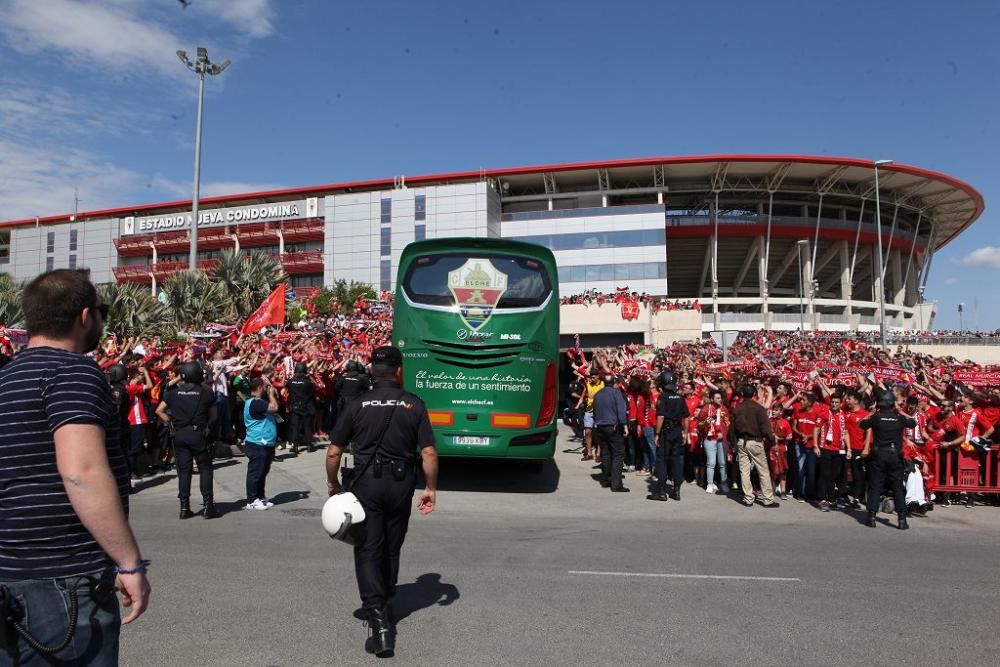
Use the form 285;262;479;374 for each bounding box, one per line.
241;284;286;335
621;300;640;320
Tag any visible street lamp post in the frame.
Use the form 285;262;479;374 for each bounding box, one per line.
796;239;808;333
177;48;230;271
958;302;965;332
873;159;893;351
917;286;926;331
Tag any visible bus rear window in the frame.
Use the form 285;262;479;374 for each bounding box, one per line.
403;254;551;308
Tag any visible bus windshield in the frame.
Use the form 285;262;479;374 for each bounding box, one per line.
401;254;552;309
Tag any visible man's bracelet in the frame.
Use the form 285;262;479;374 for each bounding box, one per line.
115;560;150;575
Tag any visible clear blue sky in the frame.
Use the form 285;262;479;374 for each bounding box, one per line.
0;0;996;329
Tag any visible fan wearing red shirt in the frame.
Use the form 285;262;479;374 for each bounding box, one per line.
124;366;154;483
843;392;871;506
640;383;659;476
942;394;995;494
792;393;820;501
816;395;849;510
768;406;792;498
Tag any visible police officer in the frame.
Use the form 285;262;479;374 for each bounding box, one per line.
287;363;316;455
859;392;916;530
155;362;219;519
648;369;689;502
334;360;373;427
325;346;438;658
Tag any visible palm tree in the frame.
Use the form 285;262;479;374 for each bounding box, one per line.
211;249;287;320
96;282;170;338
0;273;23;328
160;270;228;330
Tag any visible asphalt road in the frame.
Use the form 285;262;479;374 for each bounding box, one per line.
121;434;1000;666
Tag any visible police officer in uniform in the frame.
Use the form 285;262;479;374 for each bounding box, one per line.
648;370;689;502
859;392;915;530
326;346;438;658
155;362;219;519
333;361;372;430
287;363;316;455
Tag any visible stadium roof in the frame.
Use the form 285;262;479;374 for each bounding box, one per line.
0;154;982;250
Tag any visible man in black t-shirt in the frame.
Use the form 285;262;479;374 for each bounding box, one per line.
0;270;150;664
156;362;218;519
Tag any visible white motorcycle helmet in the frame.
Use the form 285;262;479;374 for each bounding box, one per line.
321;492;367;544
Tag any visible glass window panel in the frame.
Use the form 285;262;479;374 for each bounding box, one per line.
615;264;629;281
414;224;426;242
599;265;614;281
380;198;392;224
628;263;643;280
415;195;426;222
380;226;391;256
644;263;658;279
45;256;54;272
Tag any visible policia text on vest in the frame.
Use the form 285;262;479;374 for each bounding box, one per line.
325;346;438;658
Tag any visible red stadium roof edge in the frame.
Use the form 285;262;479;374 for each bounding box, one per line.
0;154;984;246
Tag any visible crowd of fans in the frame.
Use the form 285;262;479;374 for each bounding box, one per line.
560;288;701;312
2;286;998;516
564;331;1000;513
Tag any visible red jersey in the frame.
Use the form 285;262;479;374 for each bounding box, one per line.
821;409;847;453
844;407;870;452
771;417;792;442
125;384;148;426
951;409;994;441
793;406;819;445
644;392;659;427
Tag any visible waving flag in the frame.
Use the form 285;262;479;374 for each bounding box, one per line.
241;284;286;335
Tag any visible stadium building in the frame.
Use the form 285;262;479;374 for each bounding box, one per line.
0;155;983;332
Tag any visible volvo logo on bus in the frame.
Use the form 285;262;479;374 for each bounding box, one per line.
448;258;507;331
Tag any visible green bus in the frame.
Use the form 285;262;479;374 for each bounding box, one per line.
393;238;559;461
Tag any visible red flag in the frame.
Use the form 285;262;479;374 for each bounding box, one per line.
241;284;286;335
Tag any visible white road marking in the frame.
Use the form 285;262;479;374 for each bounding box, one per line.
568;570;800;582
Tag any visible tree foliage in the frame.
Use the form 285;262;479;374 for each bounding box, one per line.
160;270;228;330
210;249;287;320
329;279;376;315
96;282;171;338
0;273;23;328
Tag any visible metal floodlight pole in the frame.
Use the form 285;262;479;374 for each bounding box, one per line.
797;240;808;333
958;302;965;331
177;48;230;271
873;159;893;351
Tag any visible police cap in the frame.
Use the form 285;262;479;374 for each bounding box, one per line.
656;370;677;391
107;364;127;384
294;363;308;376
180;362;204;383
370;346;403;368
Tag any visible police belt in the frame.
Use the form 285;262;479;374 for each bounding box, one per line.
176;424;207;432
355;458;417;476
873;443;902;451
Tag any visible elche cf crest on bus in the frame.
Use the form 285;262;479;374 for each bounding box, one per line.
448;259;508;331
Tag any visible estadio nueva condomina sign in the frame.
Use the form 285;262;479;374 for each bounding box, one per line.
119;197;319;236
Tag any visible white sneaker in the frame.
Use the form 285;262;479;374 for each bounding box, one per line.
259;498;275;509
705;484;716;494
245;499;267;511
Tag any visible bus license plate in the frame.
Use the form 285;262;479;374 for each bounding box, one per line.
454;436;490;446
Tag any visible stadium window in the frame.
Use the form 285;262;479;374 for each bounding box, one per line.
68;254;77;269
415;195;426;222
0;230;9;264
380;198;392;224
380;226;392;256
45;256;54;272
46;231;54;254
69;229;78;252
380;260;391;291
414;224;426;242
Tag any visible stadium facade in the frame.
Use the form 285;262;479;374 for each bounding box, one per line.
0;155;983;332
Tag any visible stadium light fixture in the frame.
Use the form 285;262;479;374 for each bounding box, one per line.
873;160;893;350
178;47;231;271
